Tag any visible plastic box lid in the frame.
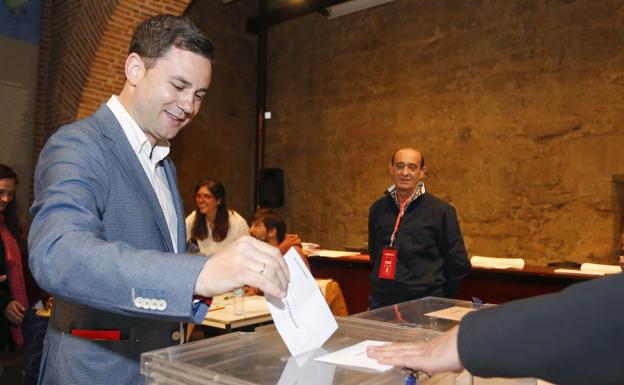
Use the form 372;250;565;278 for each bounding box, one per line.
349;296;495;332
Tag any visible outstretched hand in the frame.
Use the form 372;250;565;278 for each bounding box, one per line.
367;325;463;374
194;235;290;299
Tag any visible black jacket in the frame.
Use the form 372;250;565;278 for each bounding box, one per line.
459;272;624;385
368;192;470;306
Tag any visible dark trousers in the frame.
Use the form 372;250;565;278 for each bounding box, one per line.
22;309;48;385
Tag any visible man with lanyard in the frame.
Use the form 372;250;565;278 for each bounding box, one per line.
367;147;470;309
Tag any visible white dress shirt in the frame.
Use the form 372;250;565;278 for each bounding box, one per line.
106;95;179;252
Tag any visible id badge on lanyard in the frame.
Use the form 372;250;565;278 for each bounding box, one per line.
378;200;408;280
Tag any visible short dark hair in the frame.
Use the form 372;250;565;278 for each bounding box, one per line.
390;148;425;168
252;208;286;243
129;14;215;69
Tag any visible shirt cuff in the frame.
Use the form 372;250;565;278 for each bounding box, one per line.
190;296;212;324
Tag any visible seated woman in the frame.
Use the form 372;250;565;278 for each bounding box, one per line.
185;179;249;256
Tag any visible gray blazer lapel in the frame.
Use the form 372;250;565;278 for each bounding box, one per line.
162;158;187;253
94;105;175;252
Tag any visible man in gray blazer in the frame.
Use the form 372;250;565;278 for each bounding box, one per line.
29;14;289;385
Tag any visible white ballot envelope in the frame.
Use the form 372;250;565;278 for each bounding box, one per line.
315;340;393;372
266;248;338;356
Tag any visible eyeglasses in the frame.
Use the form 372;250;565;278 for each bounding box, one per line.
196;193;216;200
393;162;419;172
0;190;15;199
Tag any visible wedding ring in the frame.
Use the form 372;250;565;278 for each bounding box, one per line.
259;262;266;274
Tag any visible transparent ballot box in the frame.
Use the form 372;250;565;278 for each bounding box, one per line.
350;296;495;332
141;317;455;385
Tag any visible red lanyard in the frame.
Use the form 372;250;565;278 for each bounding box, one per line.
389;199;409;247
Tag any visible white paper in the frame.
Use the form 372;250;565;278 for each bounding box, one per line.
470;255;525;269
581;263;621;275
553;268;598;276
314;340;393;372
277;348;335;385
311;249;362;258
425;306;476;321
267;248;338;356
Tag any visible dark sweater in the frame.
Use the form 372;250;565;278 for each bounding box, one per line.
368;192;470;306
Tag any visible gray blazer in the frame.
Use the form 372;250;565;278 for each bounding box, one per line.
29;105;209;385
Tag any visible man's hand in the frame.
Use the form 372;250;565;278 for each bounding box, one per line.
4;299;26;324
278;234;302;254
0;274;6;282
367;325;463;374
194;235;290;299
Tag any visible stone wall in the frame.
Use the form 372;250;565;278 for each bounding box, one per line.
265;0;624;265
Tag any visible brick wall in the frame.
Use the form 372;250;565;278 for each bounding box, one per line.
33;0;256;225
265;0;624;265
33;0;191;160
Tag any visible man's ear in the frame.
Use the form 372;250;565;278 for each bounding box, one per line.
268;227;277;240
125;53;146;86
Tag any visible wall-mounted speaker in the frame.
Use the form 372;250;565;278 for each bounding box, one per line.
259;168;284;208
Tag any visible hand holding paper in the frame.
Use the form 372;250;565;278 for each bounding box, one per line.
266;248;338;356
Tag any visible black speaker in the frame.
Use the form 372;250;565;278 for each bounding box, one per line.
259;168;284;208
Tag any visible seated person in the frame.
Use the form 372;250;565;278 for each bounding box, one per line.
186;179;249;255
247;209;348;316
248;208;309;269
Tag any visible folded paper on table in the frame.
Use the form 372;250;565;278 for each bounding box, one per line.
311;249;362;258
314;340;393;373
580;263;621;275
553;268;599;276
267;248;338;356
470;255;525;269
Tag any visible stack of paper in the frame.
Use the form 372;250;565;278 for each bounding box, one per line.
554;263;621;276
470;255;525;269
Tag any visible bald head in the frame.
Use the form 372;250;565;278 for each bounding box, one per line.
389;147;426;199
391;148;425;168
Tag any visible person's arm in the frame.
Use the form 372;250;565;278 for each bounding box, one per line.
194;235;288;299
29;127;288;324
29;128;209;322
370;274;624;385
440;206;470;297
278;233;301;254
458;273;624;385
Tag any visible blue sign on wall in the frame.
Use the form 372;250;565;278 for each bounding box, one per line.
0;0;42;45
